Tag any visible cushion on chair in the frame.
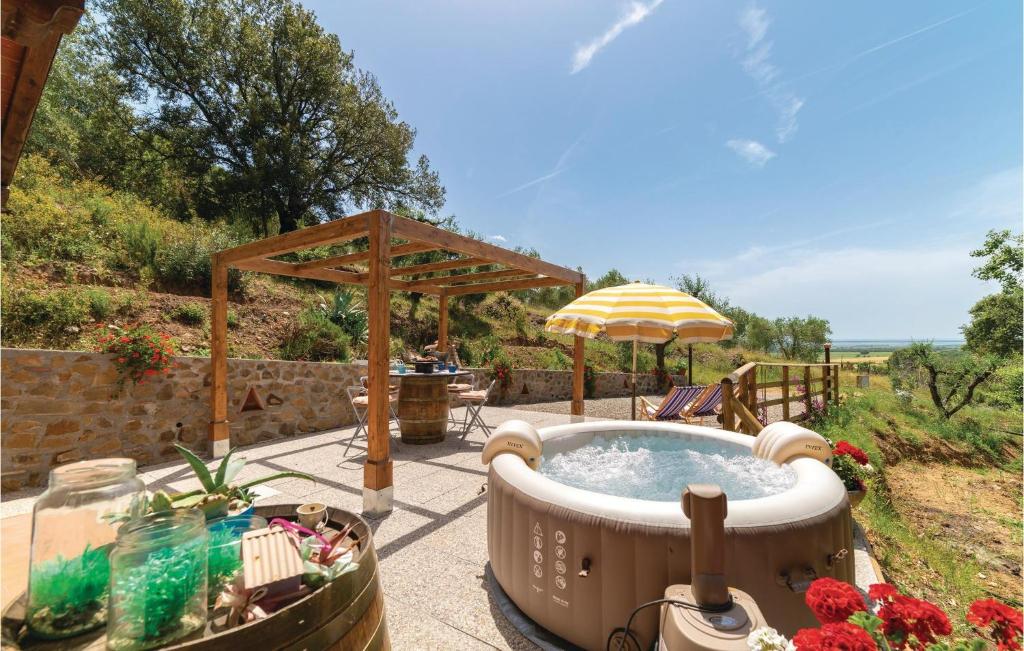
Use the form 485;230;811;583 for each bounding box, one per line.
351;394;396;407
459;390;488;402
447;383;473;392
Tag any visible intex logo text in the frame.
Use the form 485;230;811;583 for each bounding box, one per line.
506;441;524;449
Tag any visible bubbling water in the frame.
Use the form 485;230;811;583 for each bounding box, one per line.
538;433;797;501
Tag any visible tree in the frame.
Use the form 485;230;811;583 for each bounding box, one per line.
970;229;1023;293
589;269;629;291
746;315;831;362
95;0;445;232
962;288;1023;358
887;344;998;419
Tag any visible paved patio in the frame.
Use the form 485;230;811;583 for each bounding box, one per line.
1;404;878;649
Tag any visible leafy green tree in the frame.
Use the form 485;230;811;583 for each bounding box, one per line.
887;343;998;419
970;229;1022;293
746;315;831;361
962;289;1023;358
589;269;629;291
95;0;445;233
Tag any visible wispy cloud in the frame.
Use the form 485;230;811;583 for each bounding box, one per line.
488;234;508;242
496;135;584;198
570;0;664;74
725;138;776;167
737;4;804;143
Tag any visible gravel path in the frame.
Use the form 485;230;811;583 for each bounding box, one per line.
512;387;810;427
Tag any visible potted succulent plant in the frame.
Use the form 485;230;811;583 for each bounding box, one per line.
829;440;871;507
150;445;314;520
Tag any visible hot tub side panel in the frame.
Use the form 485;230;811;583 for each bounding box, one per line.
487;468;855;651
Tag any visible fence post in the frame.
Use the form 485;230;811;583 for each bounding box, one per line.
781;365;790;421
833;364;840;404
803;365;812;416
823;343;832;403
721;378;735;432
747;366;758;419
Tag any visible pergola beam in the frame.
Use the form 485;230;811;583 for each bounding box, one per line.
390;256;489;277
445;275;569;296
391;214;583;284
231;257;434;293
219;213;370;264
293;241;439;272
404;268;531;292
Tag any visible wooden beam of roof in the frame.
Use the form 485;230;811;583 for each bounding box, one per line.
404;269;531;292
220;213;370;264
293;241;439;272
389;257;489;277
390;213;584;284
232;258;368;284
445;276;571;296
230;256;435;293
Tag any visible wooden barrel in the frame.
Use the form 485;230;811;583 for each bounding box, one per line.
397;375;449;444
0;505;389;651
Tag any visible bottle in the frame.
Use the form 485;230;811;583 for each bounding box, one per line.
107;510;208;650
26;458;146;640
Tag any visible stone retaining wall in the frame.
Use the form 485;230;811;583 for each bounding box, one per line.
1;349;687;488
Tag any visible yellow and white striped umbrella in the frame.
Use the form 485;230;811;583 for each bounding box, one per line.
544;283;734;344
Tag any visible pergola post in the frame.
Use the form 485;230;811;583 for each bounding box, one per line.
364;211;394;516
571;280;586;417
209;254;230;457
437;289;448;354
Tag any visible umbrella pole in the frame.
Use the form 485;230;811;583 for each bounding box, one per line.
631;340;638;420
688;344;693;386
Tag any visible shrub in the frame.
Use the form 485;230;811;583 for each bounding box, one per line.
171;302;207;326
116;290;149;318
119;220;161;271
1;285;89;346
317;290;368;346
542;349;571;370
279;309;350;362
226;310;239;329
85;288;112;321
153;222;248;295
93;324;176;389
617;342;655;373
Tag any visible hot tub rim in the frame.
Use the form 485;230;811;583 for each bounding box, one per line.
490;421;847;530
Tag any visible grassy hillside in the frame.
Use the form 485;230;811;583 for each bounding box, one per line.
814;374;1022;631
0;156;769;378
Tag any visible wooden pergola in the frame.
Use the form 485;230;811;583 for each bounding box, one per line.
211;210;586;514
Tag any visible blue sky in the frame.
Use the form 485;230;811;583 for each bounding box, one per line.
308;1;1021;339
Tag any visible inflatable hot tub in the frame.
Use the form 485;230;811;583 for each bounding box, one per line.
482;420;853;651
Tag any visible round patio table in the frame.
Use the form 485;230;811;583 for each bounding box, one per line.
389;370;472;444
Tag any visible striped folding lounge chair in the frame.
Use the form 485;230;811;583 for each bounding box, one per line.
688;384;724;424
638;385;708;421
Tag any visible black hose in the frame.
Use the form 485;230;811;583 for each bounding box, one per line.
606;596;734;651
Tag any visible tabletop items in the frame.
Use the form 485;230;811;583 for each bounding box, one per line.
17;459;360;650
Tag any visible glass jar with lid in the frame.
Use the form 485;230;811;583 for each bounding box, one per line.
26;458;146;640
205;513;267;606
107;510;208;650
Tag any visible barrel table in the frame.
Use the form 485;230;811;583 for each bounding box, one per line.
390;370;471;444
0;505;389;651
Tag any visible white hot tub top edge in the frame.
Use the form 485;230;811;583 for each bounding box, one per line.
490;421;847;529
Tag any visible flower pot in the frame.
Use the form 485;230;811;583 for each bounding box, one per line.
847;489;866;508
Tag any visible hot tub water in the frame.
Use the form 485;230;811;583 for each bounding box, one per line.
539;433;797;501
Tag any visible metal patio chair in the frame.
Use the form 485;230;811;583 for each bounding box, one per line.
344;385;399;455
456;379;496;441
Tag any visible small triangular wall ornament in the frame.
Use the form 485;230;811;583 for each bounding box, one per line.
239;385;266;413
266;393;284;407
521;383;529;395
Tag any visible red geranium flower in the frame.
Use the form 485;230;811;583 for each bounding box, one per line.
968;599;1023;651
793;622;877;650
869;583;951;649
806;577;868;624
834;441;869;465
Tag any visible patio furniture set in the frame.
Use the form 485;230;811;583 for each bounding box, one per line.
346;370;496;453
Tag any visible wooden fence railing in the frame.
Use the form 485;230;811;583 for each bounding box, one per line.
720;362;840;435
